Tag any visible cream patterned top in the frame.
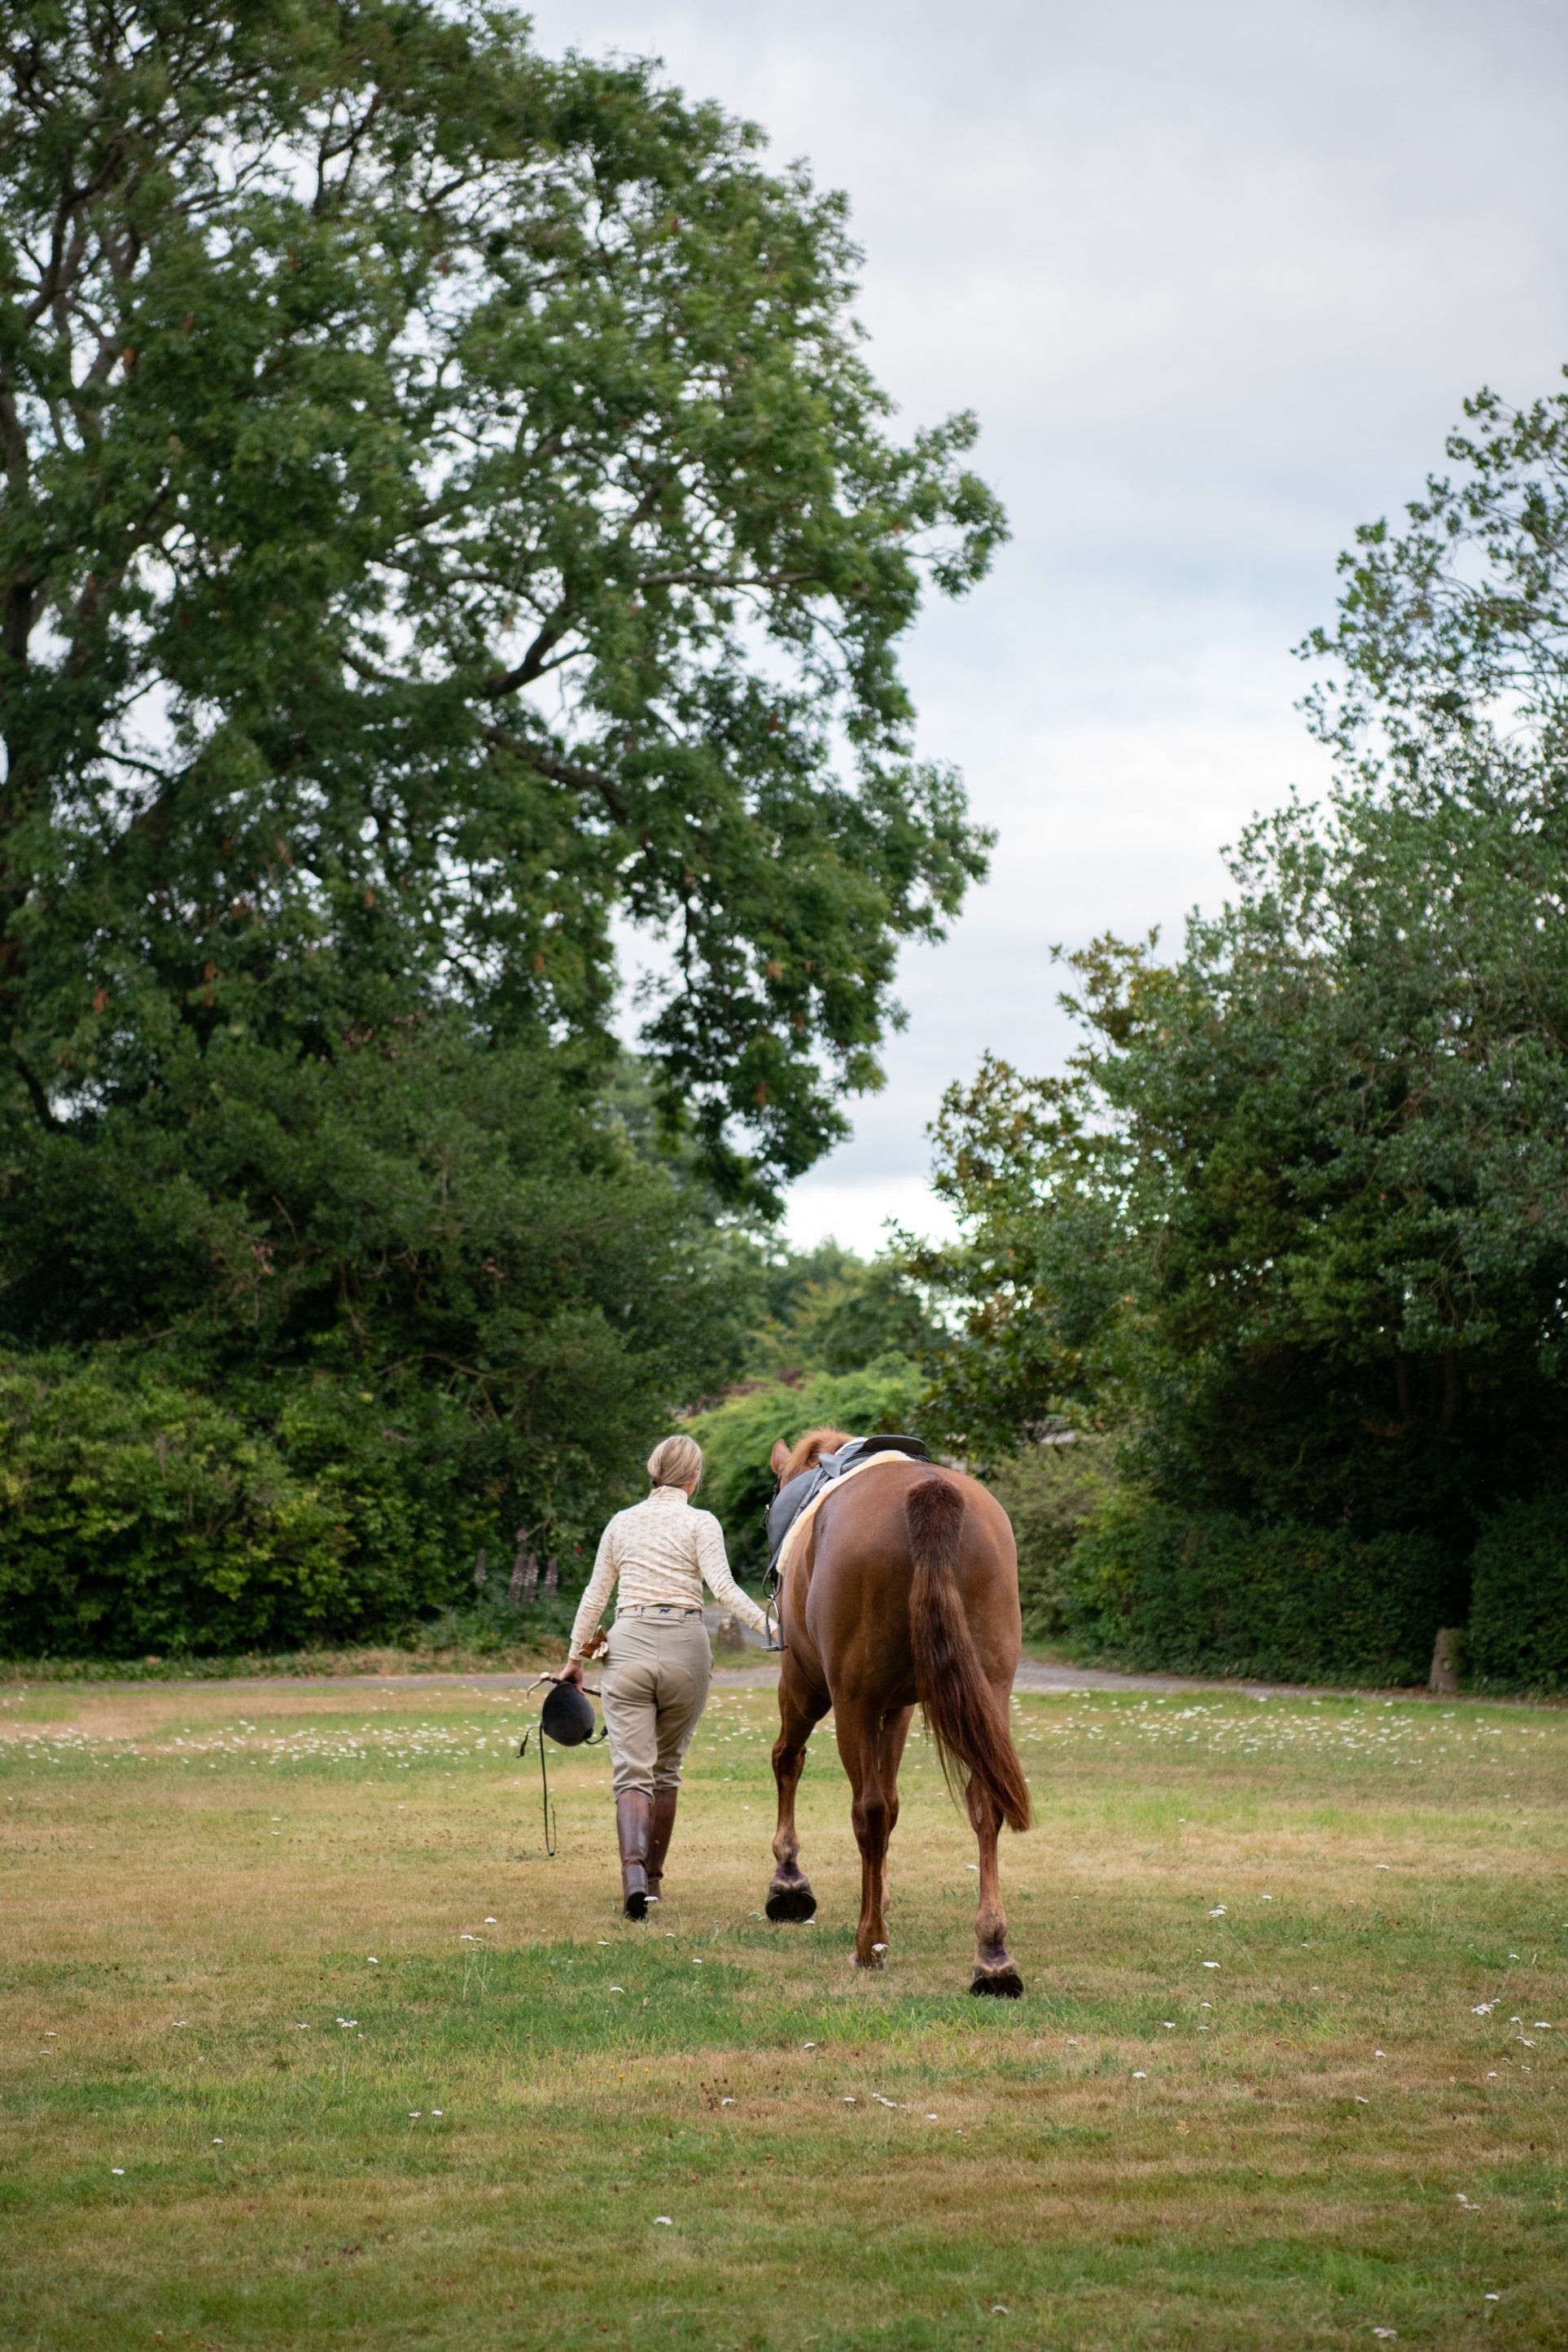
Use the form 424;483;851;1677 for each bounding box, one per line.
568;1485;772;1658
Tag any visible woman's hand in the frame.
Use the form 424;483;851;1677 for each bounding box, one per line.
559;1657;585;1688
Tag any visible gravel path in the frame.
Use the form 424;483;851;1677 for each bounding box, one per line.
708;1658;1356;1699
60;1654;1439;1702
20;1605;1487;1705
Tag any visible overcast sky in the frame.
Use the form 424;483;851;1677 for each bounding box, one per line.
530;0;1568;1253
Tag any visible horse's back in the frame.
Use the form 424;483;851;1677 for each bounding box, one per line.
801;1463;1021;1699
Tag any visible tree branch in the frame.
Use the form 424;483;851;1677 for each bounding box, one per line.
480;725;627;823
11;1049;64;1134
637;567;813;591
0;382;28;493
480;610;577;699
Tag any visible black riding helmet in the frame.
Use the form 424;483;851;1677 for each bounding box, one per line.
539;1677;598;1747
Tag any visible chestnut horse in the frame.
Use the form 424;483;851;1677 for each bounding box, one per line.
763;1428;1031;1995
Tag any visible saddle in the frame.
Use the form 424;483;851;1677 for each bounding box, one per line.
763;1433;931;1574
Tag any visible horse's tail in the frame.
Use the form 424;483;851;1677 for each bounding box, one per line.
906;1475;1031;1833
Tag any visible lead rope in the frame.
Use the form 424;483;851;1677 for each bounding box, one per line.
516;1724;557;1859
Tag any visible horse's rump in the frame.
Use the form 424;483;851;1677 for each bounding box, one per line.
906;1476;1031;1833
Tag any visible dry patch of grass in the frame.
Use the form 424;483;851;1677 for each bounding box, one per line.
2;1679;1564;2349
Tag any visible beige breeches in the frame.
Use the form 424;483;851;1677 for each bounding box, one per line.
600;1610;712;1797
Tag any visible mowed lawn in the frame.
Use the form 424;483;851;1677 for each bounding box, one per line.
2;1675;1565;2350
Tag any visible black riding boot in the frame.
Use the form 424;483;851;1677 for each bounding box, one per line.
617;1790;652;1920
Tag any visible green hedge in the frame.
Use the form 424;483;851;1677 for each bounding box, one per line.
1060;1496;1455;1686
983;1440;1112;1641
0;1357;489;1658
1465;1493;1568;1693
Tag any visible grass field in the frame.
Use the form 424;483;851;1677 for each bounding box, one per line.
2;1671;1565;2350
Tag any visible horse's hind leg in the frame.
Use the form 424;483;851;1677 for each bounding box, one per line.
968;1775;1023;1998
877;1705;915;1926
836;1693;898;1969
766;1653;829;1923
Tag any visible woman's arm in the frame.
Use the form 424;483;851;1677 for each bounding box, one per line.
694;1513;773;1638
564;1521;620;1679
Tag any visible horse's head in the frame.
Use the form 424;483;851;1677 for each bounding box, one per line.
770;1426;853;1487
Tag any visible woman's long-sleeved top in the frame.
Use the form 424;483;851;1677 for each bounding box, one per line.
568;1485;772;1658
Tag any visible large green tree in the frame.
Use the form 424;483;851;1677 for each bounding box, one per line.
928;787;1568;1544
0;0;1001;1198
921;379;1568;1580
0;4;1002;1652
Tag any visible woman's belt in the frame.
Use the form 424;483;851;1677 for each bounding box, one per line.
616;1602;703;1618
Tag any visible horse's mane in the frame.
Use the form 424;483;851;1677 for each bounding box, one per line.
779;1426;853;1483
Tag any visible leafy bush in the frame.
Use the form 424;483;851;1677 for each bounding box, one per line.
2;1028;754;1540
1060;1495;1457;1686
0;1029;764;1663
1465;1493;1568;1693
689;1356;926;1570
0;1354;581;1660
0;1359;354;1658
408;1581;589;1663
983;1439;1113;1640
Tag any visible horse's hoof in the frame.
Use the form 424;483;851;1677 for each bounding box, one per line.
970;1963;1023;1999
765;1883;817;1923
852;1946;887;1971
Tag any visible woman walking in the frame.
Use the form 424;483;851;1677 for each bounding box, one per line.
562;1435;772;1917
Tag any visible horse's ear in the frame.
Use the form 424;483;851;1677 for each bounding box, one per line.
770;1438;791;1478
